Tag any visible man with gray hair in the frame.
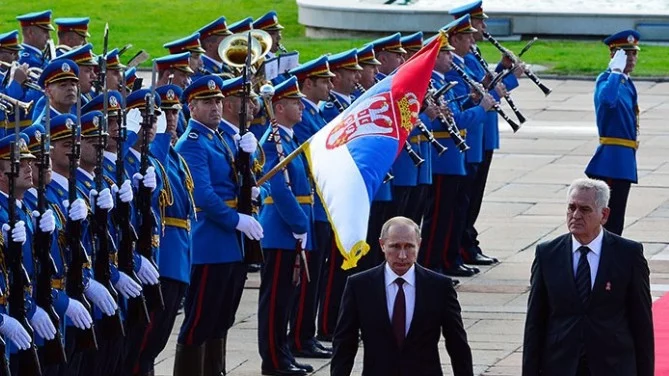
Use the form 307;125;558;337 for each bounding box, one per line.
522;177;654;376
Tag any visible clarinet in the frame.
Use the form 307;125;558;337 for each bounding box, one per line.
470;46;526;124
481;31;552;96
450;63;520;133
426;80;469;152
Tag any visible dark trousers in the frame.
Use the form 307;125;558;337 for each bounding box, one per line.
588;175;631;236
576;356;591;376
136;278;188;374
79;325;125;376
258;249;300;370
462;150;494;253
317;231;352;340
360;200;394;271
419;174;461;272
391;185;413;218
404;184;429;226
457;163;481;262
178;262;247;346
40;326;84;376
289;221;328;351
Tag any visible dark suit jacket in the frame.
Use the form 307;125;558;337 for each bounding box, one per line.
522;231;654;376
331;263;473;376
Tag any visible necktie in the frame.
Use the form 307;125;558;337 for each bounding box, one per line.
575;246;591;303
392;278;406;347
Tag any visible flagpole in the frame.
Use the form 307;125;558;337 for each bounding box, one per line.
256;140;310;186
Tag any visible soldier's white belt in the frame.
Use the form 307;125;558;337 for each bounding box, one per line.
263;196;313;205
599;137;638;150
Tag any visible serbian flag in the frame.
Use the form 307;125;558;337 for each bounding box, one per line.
302;32;445;269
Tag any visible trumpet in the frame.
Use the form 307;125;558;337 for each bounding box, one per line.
0;92;33;114
0;61;43;92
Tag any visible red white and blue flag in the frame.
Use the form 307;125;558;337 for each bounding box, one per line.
303;32;445;269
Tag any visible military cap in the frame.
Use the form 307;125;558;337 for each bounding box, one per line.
442;14;478;35
371;33;407;54
126;89;162;113
0;133;35;160
289;56;336;81
54;43;97;66
80;111;106;137
401;32;424;52
16;10;55;31
424;32;456;51
449;0;488;19
253;11;284;31
272;76;305;103
198;16;232;40
329;49;363;71
0;31;22;51
49;114;77;142
38;59;79;88
164;32;206;55
125;67;138;91
357;44;382;66
604;30;641;51
156;85;183;111
23;124;46;154
182;75;225;103
105;48;126;70
229;17;254;34
55;17;91;37
155;52;194;75
82;91;123;116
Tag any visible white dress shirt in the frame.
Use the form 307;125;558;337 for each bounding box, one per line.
572;228;604;289
385;263;416;336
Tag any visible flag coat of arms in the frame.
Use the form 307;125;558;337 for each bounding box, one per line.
303;33;445;269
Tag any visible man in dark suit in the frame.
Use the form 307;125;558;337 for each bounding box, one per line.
331;216;473;376
523;177;654;376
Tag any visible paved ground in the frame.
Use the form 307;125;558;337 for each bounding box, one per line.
152;78;669;375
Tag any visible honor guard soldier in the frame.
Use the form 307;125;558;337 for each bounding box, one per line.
585;30;642;236
253;11;285;58
0;132;58;374
350;43;381;101
32;43;98;122
286;56;335;360
163;32;207;78
257;76;314;376
124;67;140;92
16;10;54;69
103;48;127;92
34;59;80;127
319;49;362;124
54;17;90;56
450;2;516;266
195;17;233;76
174;75;262;376
228;17;254;34
0;30;31;101
155;52;194;90
136;83;196;376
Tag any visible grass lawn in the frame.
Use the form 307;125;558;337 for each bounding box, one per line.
2;0;667;77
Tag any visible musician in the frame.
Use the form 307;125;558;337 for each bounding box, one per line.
104;48;126;92
228;17;254;34
584;30;642;236
257;76;314;376
54;17;90;56
319;49;361;124
350;44;380;101
163;32;207;79
287;57;335;360
16;10;54;69
195;17;232;76
174;75;262;375
0;30;32;103
136;84;196;376
450;2;520;266
253;11;285;58
32;44;98;123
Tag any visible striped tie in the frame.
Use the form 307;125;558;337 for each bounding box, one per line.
575;246;591;304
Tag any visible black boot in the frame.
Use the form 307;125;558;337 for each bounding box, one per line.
204;338;226;376
174;343;205;376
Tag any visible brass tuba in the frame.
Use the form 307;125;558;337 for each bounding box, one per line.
218;31;264;72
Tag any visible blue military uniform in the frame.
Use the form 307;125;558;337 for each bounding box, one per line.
16;10;54;69
192;17;232;80
350;43;382;101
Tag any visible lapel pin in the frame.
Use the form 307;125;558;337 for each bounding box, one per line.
605;282;611;291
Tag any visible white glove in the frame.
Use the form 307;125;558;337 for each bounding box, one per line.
0;314;31;350
238;132;258;154
112;180;134;203
29;306;56;340
133;166;157;191
114;271;143;299
84;279;118;316
235;214;263;240
2;221;27;244
32;209;56;233
608;49;627;72
91;188;114;210
156;111;167;134
292;232;307;249
137;256;160;285
65;298;93;329
251;186;260;200
63;198;88;221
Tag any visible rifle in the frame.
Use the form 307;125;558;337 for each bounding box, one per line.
236;32;264;265
115;67;149;327
6;102;41;375
34;96;66;365
92;25;125;338
65;88;98;351
135;62;164;312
